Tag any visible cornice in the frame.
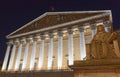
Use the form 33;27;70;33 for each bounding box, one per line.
7;12;110;39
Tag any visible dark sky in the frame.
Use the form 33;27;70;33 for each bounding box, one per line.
0;0;120;61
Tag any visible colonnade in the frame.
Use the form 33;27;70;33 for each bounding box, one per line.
1;21;111;72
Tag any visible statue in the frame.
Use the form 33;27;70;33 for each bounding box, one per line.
90;24;120;59
70;25;120;73
108;30;120;57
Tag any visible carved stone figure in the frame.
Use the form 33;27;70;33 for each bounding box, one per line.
90;24;120;59
108;31;120;57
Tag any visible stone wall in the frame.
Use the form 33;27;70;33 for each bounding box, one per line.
74;69;120;77
0;70;73;77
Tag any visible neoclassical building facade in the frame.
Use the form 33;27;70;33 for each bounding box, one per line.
1;10;112;72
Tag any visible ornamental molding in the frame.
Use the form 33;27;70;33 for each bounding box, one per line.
7;10;112;39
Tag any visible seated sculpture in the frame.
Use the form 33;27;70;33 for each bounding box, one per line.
90;24;120;59
70;25;120;70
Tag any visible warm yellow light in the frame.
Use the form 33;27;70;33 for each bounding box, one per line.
46;37;49;40
53;32;57;35
54;35;57;38
97;23;103;26
63;34;66;37
84;30;87;33
84;26;90;28
73;28;78;31
45;34;48;37
63;30;67;33
73;32;76;35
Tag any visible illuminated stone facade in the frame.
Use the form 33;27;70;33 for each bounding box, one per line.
1;10;117;77
70;22;120;77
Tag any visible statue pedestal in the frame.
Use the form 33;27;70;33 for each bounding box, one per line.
69;59;120;77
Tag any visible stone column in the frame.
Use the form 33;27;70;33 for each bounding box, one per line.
47;33;54;70
57;31;63;69
1;41;12;71
22;38;30;71
78;27;86;60
91;24;96;38
68;29;74;65
103;21;111;32
15;39;23;71
38;35;45;70
30;37;37;71
8;40;17;71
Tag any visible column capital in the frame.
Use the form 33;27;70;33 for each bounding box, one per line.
33;38;38;41
32;35;40;41
57;31;63;36
26;38;31;43
15;38;24;43
20;38;26;43
6;42;12;46
49;33;54;38
90;24;96;30
83;23;90;26
103;21;110;27
15;38;25;44
96;20;103;23
6;40;13;45
40;35;45;40
68;29;73;34
78;27;84;32
13;38;20;44
19;40;23;44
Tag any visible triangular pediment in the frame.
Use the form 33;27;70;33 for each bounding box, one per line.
7;10;112;39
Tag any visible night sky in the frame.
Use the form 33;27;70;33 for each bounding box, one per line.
0;0;120;61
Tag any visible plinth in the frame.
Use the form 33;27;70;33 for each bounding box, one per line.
69;59;120;77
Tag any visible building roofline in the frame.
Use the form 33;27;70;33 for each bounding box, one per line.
7;10;112;38
7;12;111;39
47;10;111;15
